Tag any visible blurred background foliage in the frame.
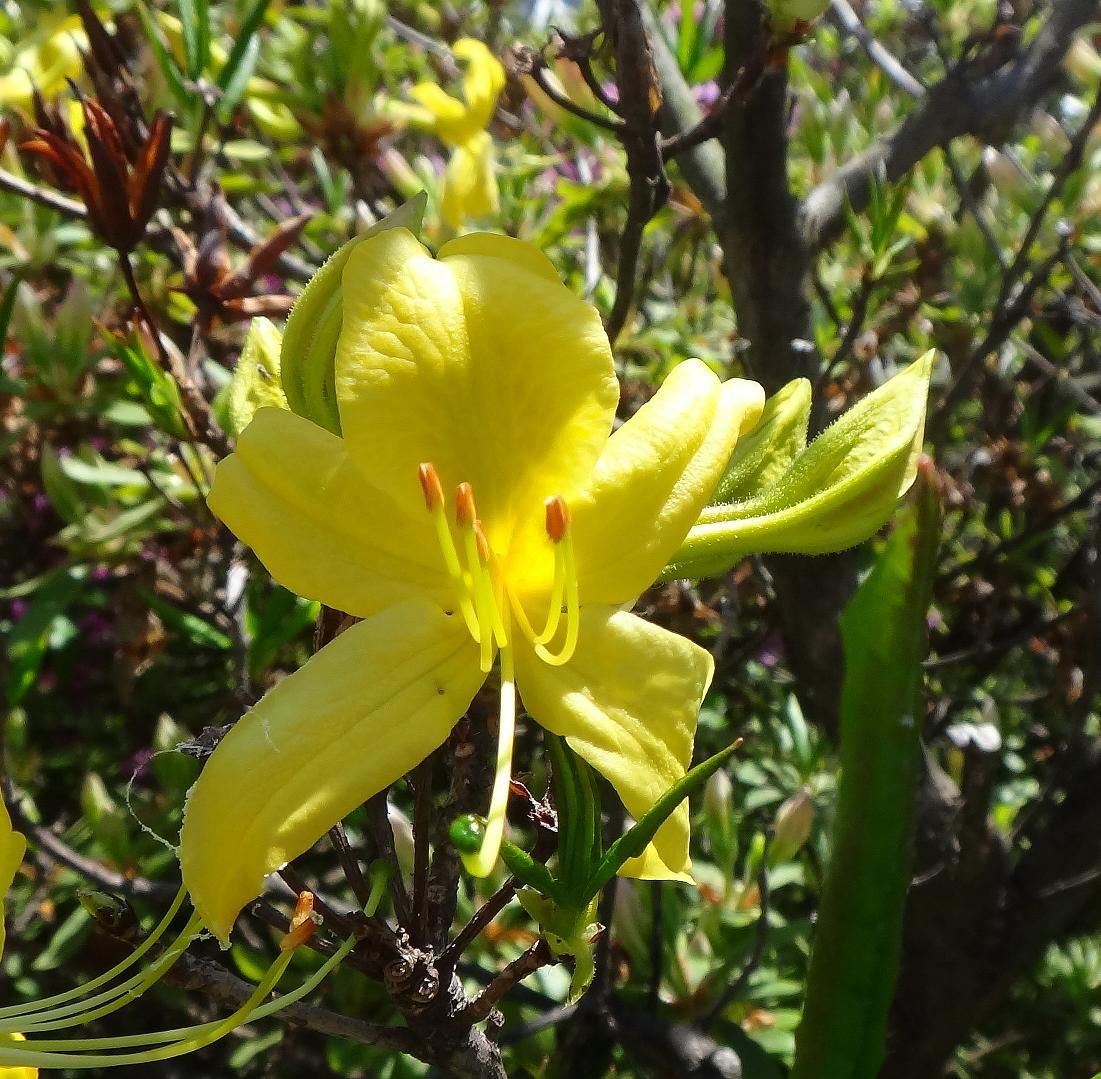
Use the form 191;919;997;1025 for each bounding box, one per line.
0;0;1099;1076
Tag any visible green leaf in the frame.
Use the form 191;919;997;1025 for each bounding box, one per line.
40;445;87;525
215;0;273;113
583;740;743;901
6;565;88;705
177;0;207;79
142;591;233;650
790;464;942;1079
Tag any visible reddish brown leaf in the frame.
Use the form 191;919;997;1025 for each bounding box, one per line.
218;212;311;299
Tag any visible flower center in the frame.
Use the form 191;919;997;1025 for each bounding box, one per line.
417;463;582;877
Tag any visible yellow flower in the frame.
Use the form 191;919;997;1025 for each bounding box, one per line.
0;15;87;111
0;802;35;1079
408;39;506;229
182;228;764;942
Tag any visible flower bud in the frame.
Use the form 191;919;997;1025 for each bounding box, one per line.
768;0;831;33
769;788;815;864
714;376;811;503
666;352;935;579
280;193;427;434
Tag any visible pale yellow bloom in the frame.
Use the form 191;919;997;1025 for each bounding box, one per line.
182;229;764;942
408;39;506;228
0;801;35;1079
0;16;86;111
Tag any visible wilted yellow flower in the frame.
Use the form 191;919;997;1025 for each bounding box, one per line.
407;39;506;229
182;227;765;942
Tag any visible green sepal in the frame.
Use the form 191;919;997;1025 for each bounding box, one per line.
665;351;934;580
545;732;602;900
280;192;428;434
516;888;602;1006
713;376;811;503
221;317;288;437
582;740;742;901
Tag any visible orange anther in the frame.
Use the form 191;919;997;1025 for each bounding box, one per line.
455;482;477;528
281;891;320;952
473;520;491;565
418;463;444;511
544;495;571;543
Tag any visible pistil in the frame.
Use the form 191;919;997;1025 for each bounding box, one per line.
460;644;517;879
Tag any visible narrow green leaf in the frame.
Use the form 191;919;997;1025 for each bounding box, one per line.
177;0;203;80
142;591;233;650
790;464;942;1079
499;840;566;904
215;0;273;94
136;1;191;106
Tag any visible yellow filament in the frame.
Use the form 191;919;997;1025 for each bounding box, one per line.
0;885;188;1020
461;645;516;878
0;948;295;1069
534;542;566;646
12;932;358;1053
9;914;203;1034
428;502;481;641
534;532;580;666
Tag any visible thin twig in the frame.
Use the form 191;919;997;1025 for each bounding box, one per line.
439;877;518;973
366;791;412;927
452;940;554;1027
527;58;625;133
829;0;925;98
411;756;434;946
329;823;374;911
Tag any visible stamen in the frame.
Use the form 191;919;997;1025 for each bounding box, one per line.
417;464;480;641
544;494;570;542
534;498;580;666
7;914;203;1034
461;513;495;673
474;521;509;649
280;891;320;952
455;482;477;529
0;884;188;1021
460;646;517;878
417;463;444;511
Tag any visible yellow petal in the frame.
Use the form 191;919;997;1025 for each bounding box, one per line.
180;600;484;943
439;132;498;229
515;608;714;881
566;361;764;605
335;229;618;556
0;801;27;961
208;407;451;618
408;83;469;144
454;39;506;131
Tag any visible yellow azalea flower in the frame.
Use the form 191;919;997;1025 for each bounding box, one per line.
0;799;26;966
0;15;86;111
1;802;35;1079
408;39;506;229
181;228;765;943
